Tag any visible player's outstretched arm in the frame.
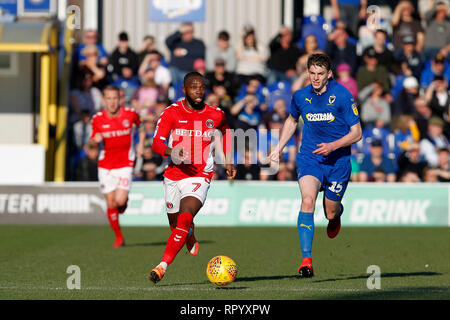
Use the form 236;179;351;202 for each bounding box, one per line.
269;114;299;162
313;122;362;156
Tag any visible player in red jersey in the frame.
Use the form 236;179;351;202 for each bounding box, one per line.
90;85;145;248
149;72;236;283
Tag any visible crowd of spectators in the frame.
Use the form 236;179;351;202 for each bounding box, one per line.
67;0;450;183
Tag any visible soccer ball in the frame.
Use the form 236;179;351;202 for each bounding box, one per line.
206;255;238;286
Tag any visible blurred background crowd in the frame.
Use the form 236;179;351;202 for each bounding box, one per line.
67;0;450;184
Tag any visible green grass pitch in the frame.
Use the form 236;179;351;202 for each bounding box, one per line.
0;225;449;300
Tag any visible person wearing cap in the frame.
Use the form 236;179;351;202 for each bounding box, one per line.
165;23;206;85
193;58;206;75
336;63;358;100
419;116;450;167
359;138;398;182
392;0;425;53
397;142;428;181
206;30;237;73
393;76;420;116
424;0;450;61
424;74;450;119
108;31;140;82
420;53;450;88
205;57;239;99
356;47;390;95
394;35;423;80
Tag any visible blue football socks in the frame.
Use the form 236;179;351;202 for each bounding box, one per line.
297;211;315;259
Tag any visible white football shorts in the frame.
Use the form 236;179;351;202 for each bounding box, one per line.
98;167;133;194
163;177;211;214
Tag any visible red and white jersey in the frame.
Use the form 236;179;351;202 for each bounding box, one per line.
152;100;230;181
90;106;142;170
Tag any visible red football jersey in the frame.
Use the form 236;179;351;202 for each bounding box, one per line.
90;106;141;170
152;100;230;181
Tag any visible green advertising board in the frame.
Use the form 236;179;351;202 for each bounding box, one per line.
121;182;450;227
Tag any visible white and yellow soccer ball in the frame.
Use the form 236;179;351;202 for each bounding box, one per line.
206;255;238;286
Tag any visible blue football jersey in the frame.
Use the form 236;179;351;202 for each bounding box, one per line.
289;78;360;164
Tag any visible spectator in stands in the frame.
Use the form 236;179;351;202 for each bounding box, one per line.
230;94;262;131
394;35;423;80
276;161;295;181
422;166;439;182
359;139;398;182
68;69;98;126
397;142;428;180
138;50;171;92
193;58;207;76
391;58;414;100
266;26;302;85
137;35;158;65
206;30;237;73
81;45;108;89
235;76;266;106
108;32;140;82
356;48;390;95
420;53;450;88
131;67;161;116
205;57;239;99
393;114;421;158
235;148;260;181
73;110;92;152
259;111;297;173
423;0;450;61
392;0;425;54
165;23;206;85
393;76;420;116
298;34;319;67
236;24;267;86
413;97;433;138
399;170;421;182
424;75;450;120
77;29;108;67
265;97;289;123
326;22;358;75
435;147;450;181
209;83;235;128
420;116;450;167
373;167;388;182
359;79;391;127
330;0;368;38
111;67;140;105
359;118;394;156
74;144;99;182
362;29;395;72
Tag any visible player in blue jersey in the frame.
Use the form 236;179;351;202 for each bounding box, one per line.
269;53;362;278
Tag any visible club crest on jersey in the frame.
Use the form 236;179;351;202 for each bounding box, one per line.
166;202;174;209
122;119;130;128
328;95;336;105
206;119;215;129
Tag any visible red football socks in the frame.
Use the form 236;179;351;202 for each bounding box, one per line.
107;208;123;240
162;212;193;265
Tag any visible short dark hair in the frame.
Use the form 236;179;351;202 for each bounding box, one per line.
307;53;331;71
184;71;204;86
218;30;230;41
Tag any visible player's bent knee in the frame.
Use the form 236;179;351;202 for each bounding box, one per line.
301;196;316;212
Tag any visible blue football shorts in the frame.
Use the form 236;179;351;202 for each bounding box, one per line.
296;154;352;202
